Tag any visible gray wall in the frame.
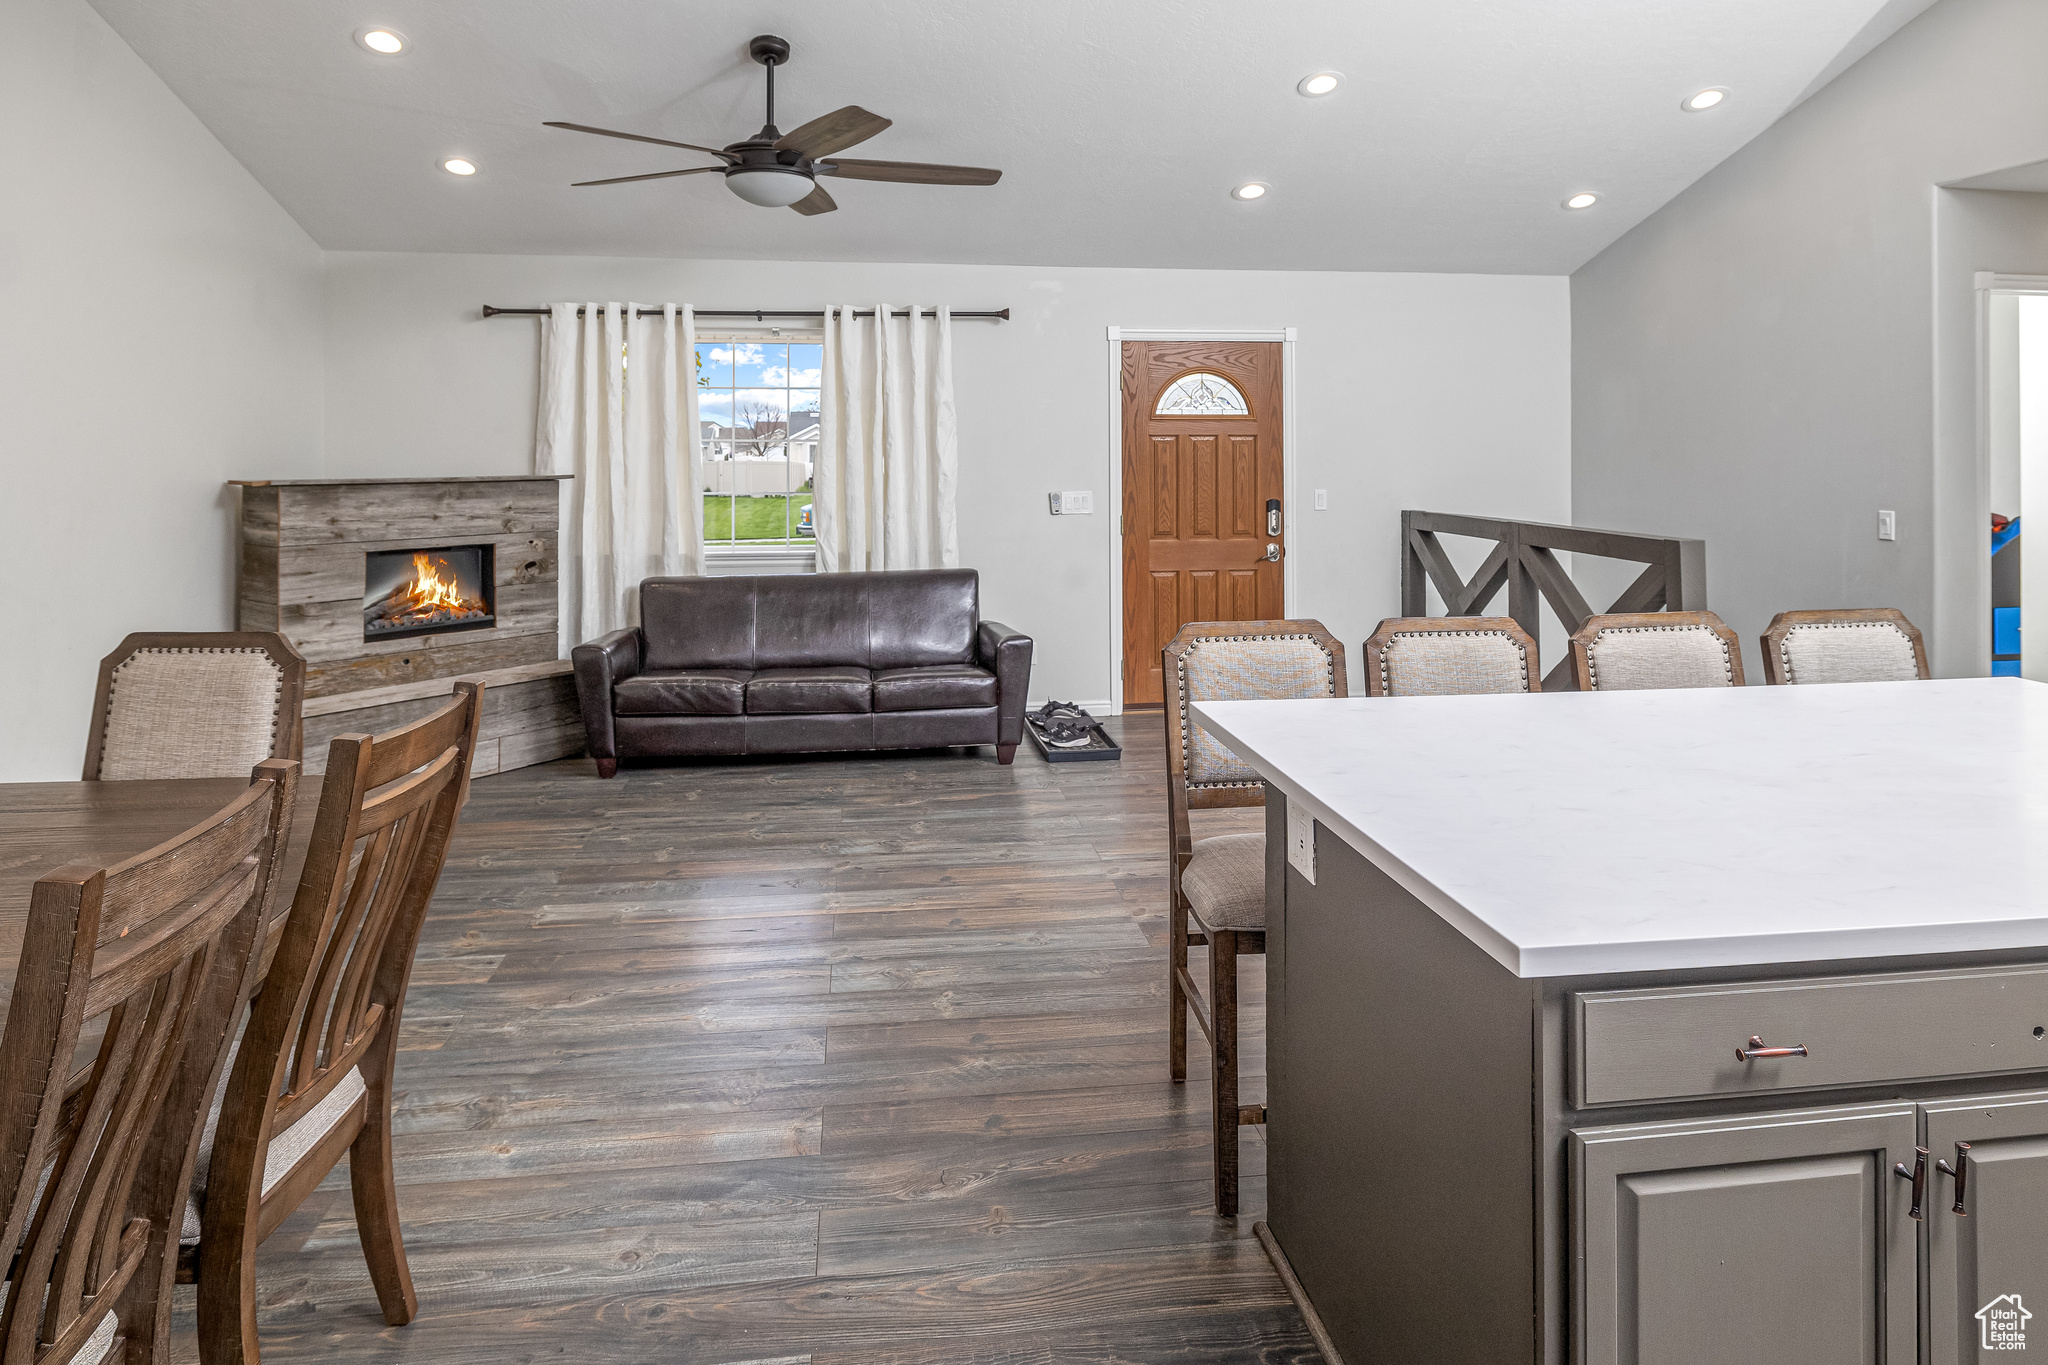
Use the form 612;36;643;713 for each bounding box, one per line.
1570;0;2048;679
0;0;326;781
321;252;1571;707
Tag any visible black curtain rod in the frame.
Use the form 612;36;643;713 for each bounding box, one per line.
481;305;1008;321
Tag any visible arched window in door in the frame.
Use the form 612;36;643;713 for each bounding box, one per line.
1154;371;1250;417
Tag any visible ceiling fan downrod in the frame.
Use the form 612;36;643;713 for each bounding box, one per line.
750;34;790;139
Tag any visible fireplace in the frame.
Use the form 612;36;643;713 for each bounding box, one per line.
363;545;496;641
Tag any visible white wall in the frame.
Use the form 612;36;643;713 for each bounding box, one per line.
0;0;325;781
320;253;1570;705
1571;0;2048;680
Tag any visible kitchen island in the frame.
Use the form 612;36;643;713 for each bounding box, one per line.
1192;678;2048;1365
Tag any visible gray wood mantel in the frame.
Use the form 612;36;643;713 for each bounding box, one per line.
228;475;575;486
232;475;582;776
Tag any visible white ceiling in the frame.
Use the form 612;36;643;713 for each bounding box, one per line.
86;0;1937;274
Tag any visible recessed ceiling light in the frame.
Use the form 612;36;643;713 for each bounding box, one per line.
1563;192;1599;210
1297;72;1343;97
355;27;406;54
1682;88;1728;112
443;158;477;176
1232;182;1269;201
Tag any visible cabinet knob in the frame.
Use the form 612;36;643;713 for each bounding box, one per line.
1735;1035;1810;1062
1936;1142;1972;1216
1894;1146;1929;1221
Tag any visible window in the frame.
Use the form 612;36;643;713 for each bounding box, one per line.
696;337;822;548
1154;371;1249;416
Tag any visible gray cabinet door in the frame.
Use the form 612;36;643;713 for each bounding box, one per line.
1572;1101;1919;1365
1924;1089;2048;1365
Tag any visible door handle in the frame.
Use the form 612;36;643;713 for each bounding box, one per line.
1937;1142;1971;1215
1894;1146;1929;1220
1263;543;1281;563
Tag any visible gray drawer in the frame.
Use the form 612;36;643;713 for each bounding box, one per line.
1573;965;2048;1108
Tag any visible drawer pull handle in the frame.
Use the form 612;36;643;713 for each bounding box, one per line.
1895;1146;1929;1221
1735;1035;1810;1062
1937;1142;1971;1216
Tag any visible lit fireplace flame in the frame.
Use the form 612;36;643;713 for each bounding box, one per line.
366;552;489;633
401;552;468;615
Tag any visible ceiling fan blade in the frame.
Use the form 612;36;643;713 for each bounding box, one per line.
776;105;892;159
789;184;838;216
572;166;723;187
545;121;734;161
817;159;1001;186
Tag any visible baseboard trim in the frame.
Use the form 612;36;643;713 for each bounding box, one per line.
1254;1220;1347;1365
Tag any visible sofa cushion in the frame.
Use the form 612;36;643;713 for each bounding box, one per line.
756;575;873;669
872;664;998;712
640;578;758;671
868;570;979;669
615;669;750;716
747;667;874;714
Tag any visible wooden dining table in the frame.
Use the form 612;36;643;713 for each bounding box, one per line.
0;776;322;1011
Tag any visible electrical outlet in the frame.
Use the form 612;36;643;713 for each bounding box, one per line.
1313;489;1328;510
1286;798;1317;885
1877;510;1897;542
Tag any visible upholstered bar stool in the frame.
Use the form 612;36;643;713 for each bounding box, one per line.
1363;616;1539;696
1759;608;1929;685
1568;611;1745;691
84;632;306;779
1163;619;1346;1217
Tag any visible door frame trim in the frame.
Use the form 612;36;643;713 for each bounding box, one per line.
1973;272;2048;682
1104;326;1299;713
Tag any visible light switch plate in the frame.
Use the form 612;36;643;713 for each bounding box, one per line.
1063;490;1093;514
1877;509;1897;541
1313;489;1328;510
1287;797;1317;885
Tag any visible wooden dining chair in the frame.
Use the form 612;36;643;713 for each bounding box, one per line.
0;760;299;1365
1163;620;1346;1218
1362;616;1539;696
1759;608;1929;685
185;682;482;1365
84;634;307;781
1568;610;1745;691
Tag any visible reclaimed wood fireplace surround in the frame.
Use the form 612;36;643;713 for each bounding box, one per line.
232;476;582;775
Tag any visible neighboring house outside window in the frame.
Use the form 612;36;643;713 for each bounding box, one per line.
696;337;821;564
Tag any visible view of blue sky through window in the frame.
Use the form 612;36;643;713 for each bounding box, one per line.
696;341;822;548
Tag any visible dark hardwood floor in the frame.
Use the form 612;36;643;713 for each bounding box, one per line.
178;715;1315;1364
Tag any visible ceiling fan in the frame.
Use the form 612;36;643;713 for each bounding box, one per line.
544;35;1002;216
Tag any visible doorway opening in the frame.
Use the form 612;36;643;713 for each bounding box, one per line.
1117;339;1286;707
1985;287;2048;680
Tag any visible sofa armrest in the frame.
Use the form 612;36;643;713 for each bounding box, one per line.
976;620;1034;749
571;629;642;771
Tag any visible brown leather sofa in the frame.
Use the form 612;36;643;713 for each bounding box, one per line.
572;569;1033;775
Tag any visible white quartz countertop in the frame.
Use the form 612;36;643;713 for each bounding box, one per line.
1191;678;2048;978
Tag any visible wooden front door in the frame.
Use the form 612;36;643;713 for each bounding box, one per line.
1120;340;1284;707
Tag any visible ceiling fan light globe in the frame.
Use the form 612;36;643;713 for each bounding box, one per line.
726;168;816;207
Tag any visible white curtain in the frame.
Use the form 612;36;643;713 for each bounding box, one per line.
535;302;705;651
815;305;958;571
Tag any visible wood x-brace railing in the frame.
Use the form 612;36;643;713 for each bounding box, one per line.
1401;511;1708;692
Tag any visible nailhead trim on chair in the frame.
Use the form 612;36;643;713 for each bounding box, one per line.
1175;632;1337;791
1585;624;1735;690
1775;620;1913;684
1374;627;1530;696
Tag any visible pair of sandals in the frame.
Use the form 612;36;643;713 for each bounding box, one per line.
1028;700;1097;749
